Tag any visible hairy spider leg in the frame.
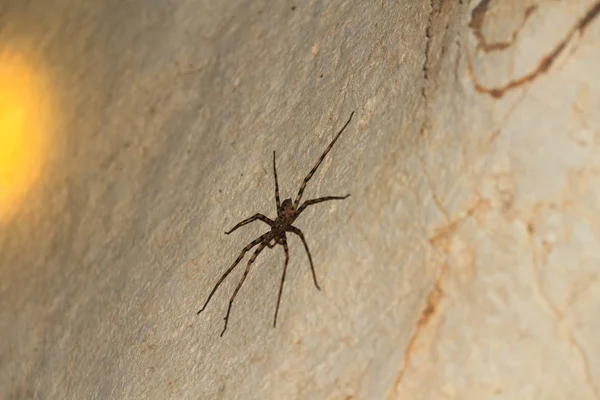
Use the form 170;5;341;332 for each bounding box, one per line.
293;111;355;209
273;235;290;327
198;232;272;315
221;241;268;336
297;195;351;215
286;225;320;290
273;151;281;209
225;214;273;235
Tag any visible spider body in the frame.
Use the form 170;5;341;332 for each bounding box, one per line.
274;199;296;231
198;111;355;336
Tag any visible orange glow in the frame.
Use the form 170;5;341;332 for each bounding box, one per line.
0;49;51;222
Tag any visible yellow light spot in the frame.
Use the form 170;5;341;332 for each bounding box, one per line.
0;49;51;222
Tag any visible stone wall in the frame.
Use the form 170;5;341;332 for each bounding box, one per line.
1;1;599;398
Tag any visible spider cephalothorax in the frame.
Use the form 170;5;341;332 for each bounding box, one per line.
197;111;355;336
275;199;296;227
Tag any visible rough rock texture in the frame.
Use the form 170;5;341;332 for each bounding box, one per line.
1;0;599;399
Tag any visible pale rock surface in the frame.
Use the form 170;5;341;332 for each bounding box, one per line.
0;0;599;399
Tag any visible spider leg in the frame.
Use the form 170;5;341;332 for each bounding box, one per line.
286;225;320;290
197;232;271;315
273;235;289;328
273;151;281;209
225;214;273;235
266;239;277;248
221;241;268;336
297;195;350;215
293;111;354;209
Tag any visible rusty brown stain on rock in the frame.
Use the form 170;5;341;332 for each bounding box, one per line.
429;220;459;252
386;264;447;400
429;197;491;252
467;1;600;98
418;267;446;327
389;197;494;397
527;221;535;235
468;1;538;52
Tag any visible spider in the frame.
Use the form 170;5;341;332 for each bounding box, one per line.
198;111;355;336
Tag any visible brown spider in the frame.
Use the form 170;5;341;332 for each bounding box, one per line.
198;111;355;336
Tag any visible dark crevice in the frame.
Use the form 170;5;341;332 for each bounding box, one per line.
421;0;435;99
420;0;442;137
